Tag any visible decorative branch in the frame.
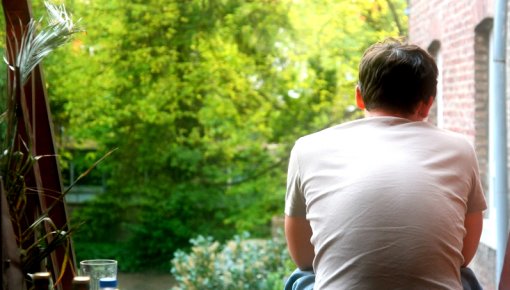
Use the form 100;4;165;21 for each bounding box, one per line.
9;2;83;86
384;0;404;37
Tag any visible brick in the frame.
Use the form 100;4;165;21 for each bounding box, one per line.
409;0;503;286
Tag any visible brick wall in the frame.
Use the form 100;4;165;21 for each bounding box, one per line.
410;0;493;141
409;0;499;288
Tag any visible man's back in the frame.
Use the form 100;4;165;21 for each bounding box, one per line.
285;116;486;289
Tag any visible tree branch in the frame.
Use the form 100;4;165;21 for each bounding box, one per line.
384;0;404;36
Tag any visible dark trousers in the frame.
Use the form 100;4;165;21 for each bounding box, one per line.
284;267;482;290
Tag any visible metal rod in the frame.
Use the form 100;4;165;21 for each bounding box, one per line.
491;0;508;284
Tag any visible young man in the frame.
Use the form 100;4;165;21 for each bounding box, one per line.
284;39;487;289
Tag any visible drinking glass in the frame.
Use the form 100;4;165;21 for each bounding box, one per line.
79;259;117;290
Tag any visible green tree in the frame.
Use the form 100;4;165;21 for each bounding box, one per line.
36;0;407;271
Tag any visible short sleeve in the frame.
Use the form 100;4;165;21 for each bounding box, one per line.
467;147;487;213
285;142;307;217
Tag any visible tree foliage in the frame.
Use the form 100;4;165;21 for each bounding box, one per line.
29;0;408;271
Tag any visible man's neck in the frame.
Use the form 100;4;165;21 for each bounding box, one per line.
364;109;424;122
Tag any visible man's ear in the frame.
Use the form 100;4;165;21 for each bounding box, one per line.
355;86;365;110
417;96;435;118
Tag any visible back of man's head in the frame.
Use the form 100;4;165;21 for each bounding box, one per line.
358;39;438;115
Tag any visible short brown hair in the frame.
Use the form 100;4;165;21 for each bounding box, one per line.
358;39;438;114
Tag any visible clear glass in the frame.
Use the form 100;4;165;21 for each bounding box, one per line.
79;259;117;290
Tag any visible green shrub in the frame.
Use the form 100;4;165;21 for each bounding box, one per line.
171;232;292;290
71;186;239;272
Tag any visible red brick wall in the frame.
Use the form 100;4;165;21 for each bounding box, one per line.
409;1;497;289
409;0;493;140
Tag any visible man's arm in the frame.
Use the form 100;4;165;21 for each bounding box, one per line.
285;215;315;270
462;211;483;267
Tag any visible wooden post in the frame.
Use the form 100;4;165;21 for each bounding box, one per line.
2;1;77;289
1;179;24;290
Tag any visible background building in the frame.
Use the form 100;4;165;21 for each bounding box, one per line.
408;1;509;289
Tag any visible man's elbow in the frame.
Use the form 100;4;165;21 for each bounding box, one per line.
287;240;314;270
285;215;315;271
462;211;484;267
293;256;314;271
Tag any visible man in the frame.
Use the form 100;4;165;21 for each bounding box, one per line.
284;39;487;289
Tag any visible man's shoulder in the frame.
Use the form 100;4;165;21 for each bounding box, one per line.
297;119;365;143
294;118;475;153
425;125;474;148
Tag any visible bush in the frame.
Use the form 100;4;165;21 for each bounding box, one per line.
171;232;293;290
71;186;239;272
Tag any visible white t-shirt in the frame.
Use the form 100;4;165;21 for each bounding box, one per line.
285;117;487;290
